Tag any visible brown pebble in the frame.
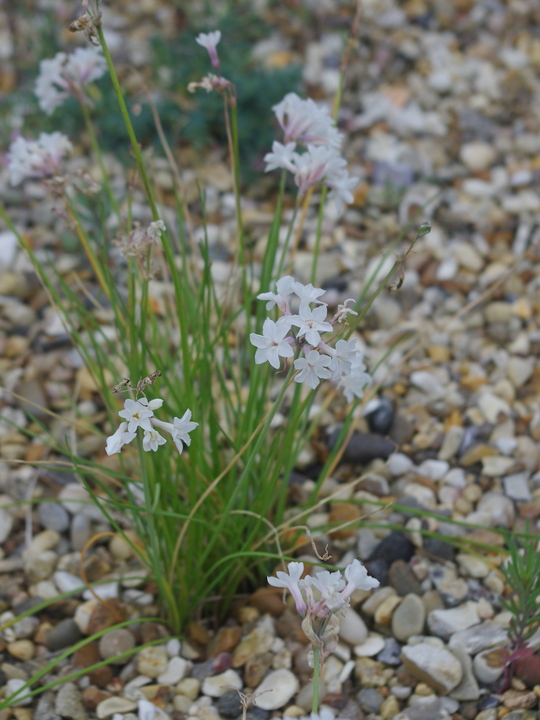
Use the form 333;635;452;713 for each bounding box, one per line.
140;621;168;644
7;640;35;661
275;608;309;644
87;599;127;636
501;689;538;710
206;626;242;656
329;502;361;540
514;655;540;688
248;588;285;616
81;687;111;710
244;652;273;688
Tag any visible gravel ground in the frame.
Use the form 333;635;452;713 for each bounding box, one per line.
1;1;540;719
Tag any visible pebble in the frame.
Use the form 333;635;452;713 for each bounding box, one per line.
136;645;169;678
401;643;463;694
216;689;243;718
448;643;480;702
428;602;480;640
503;472;532;502
366;397;395;436
357;687;383;713
369;531;415;565
392;594;426;642
460;142;496;171
338;607;368;645
507;357;533;388
53;570;85;594
377;637;402;666
7;639;35;661
472;649;504;684
55;682;88;720
339;432;395;464
254;669;299;709
82;581;119;601
354;633;385;657
38;502;70;532
388;560;422;596
5;678;32;706
46;618;82;651
387;453;414;477
410;371;445;397
157;656;187;684
201;669;243;697
0;506;13;543
96;697;137;718
71;513;92;551
59;484;105;521
99;628;136;664
449;620;508;655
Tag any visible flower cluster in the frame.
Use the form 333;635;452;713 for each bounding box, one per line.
7;132;73;186
116;220;166;258
35;46;107;115
268;560;379;661
250;276;371;401
106;397;198;455
264;93;359;212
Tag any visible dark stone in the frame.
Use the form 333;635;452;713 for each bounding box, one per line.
389;414;414;445
336;699;365;720
356;688;383;713
369;531;415;565
395;496;425;518
423;537;456;562
322;693;349;710
0;667;6;687
478;696;500;710
376;637;402;666
459;702;479;720
245;709;270;720
14;595;45;615
217;690;243;718
364;558;388;586
45;619;82;652
388;560;421;596
191;658;215;681
513;654;540;688
366;398;395;436
328;430;395;464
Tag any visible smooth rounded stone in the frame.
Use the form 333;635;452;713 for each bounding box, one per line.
423;538;456;563
387;453;414;477
377;638;402;666
401;643;463;694
354;633;385;657
0;506;13;543
507;357;533;388
137;646;168;679
46;619;82;651
216;689;243;718
449;621;508;656
369;531;415;565
339;607;368;645
362;587;397;617
366;398;394;436
24;549;58;582
38;502;70;532
96;696;137;718
232;625;275;667
438;427;465;462
7;639;35;661
109;535;133;560
404;695;444;720
478;393;510;424
55;681;88;720
30;529;61;555
294;680;326;711
409;371;445;398
502;690;538;710
336;431;395;464
365;558;389;586
456;554;489;579
374;595;401;625
513;654;540;688
357;529;379;560
99;628;135;664
460;142;496;172
473;649;504;685
503;472;532;502
202;669;243;697
5;678;32;706
254;669;299;709
71;513;92;552
448;644;480;701
53;570;85;594
417;459;449;481
475;711;498;720
157;656;187;684
60;484;105;521
482;455;515;477
475;492;515;528
392;594;426;642
166;638;181;657
388;561;421;596
428;602;480;640
82;581;119;601
357;687;383;713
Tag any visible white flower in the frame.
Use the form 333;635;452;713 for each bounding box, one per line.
105;422;136;455
171;410;199;452
142;428;167;452
290;304;332;347
118;397;161;433
267;562;307;614
250;318;294;369
264;141;297;173
147;220;166;241
35;47;107;115
304;569;346;613
293;281;326;308
326;170;359;213
292;144;346;195
328;338;359;380
195;31;221;72
7;132;73;186
342;559;380;596
294;350;332;389
257;275;296;313
338;354;371;403
272;93;343;150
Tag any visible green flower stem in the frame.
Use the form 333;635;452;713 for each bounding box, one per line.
312;646;321;714
310;185;327;284
80;101;121;218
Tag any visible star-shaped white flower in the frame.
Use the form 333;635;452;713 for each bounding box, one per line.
294;350;332;389
290;304;332;347
250;318;294;369
118;397;162;433
257;275;296;312
142;428;167;452
171;410;199;452
328;338;359;380
105;422;136;455
267;561;307;615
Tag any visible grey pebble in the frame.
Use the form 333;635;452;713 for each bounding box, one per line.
46;619;82;651
55;682;87;720
38;502;70;532
70;513;92;551
376;637;402;665
357;687;383;713
216;690;244;718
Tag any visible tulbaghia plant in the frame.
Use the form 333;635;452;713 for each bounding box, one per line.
251;275;371;400
35;46;107;114
268;559;379;710
264;93;359;211
7;132;73;186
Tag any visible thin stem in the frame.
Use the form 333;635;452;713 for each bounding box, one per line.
80;102;121;218
312;646;320;714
